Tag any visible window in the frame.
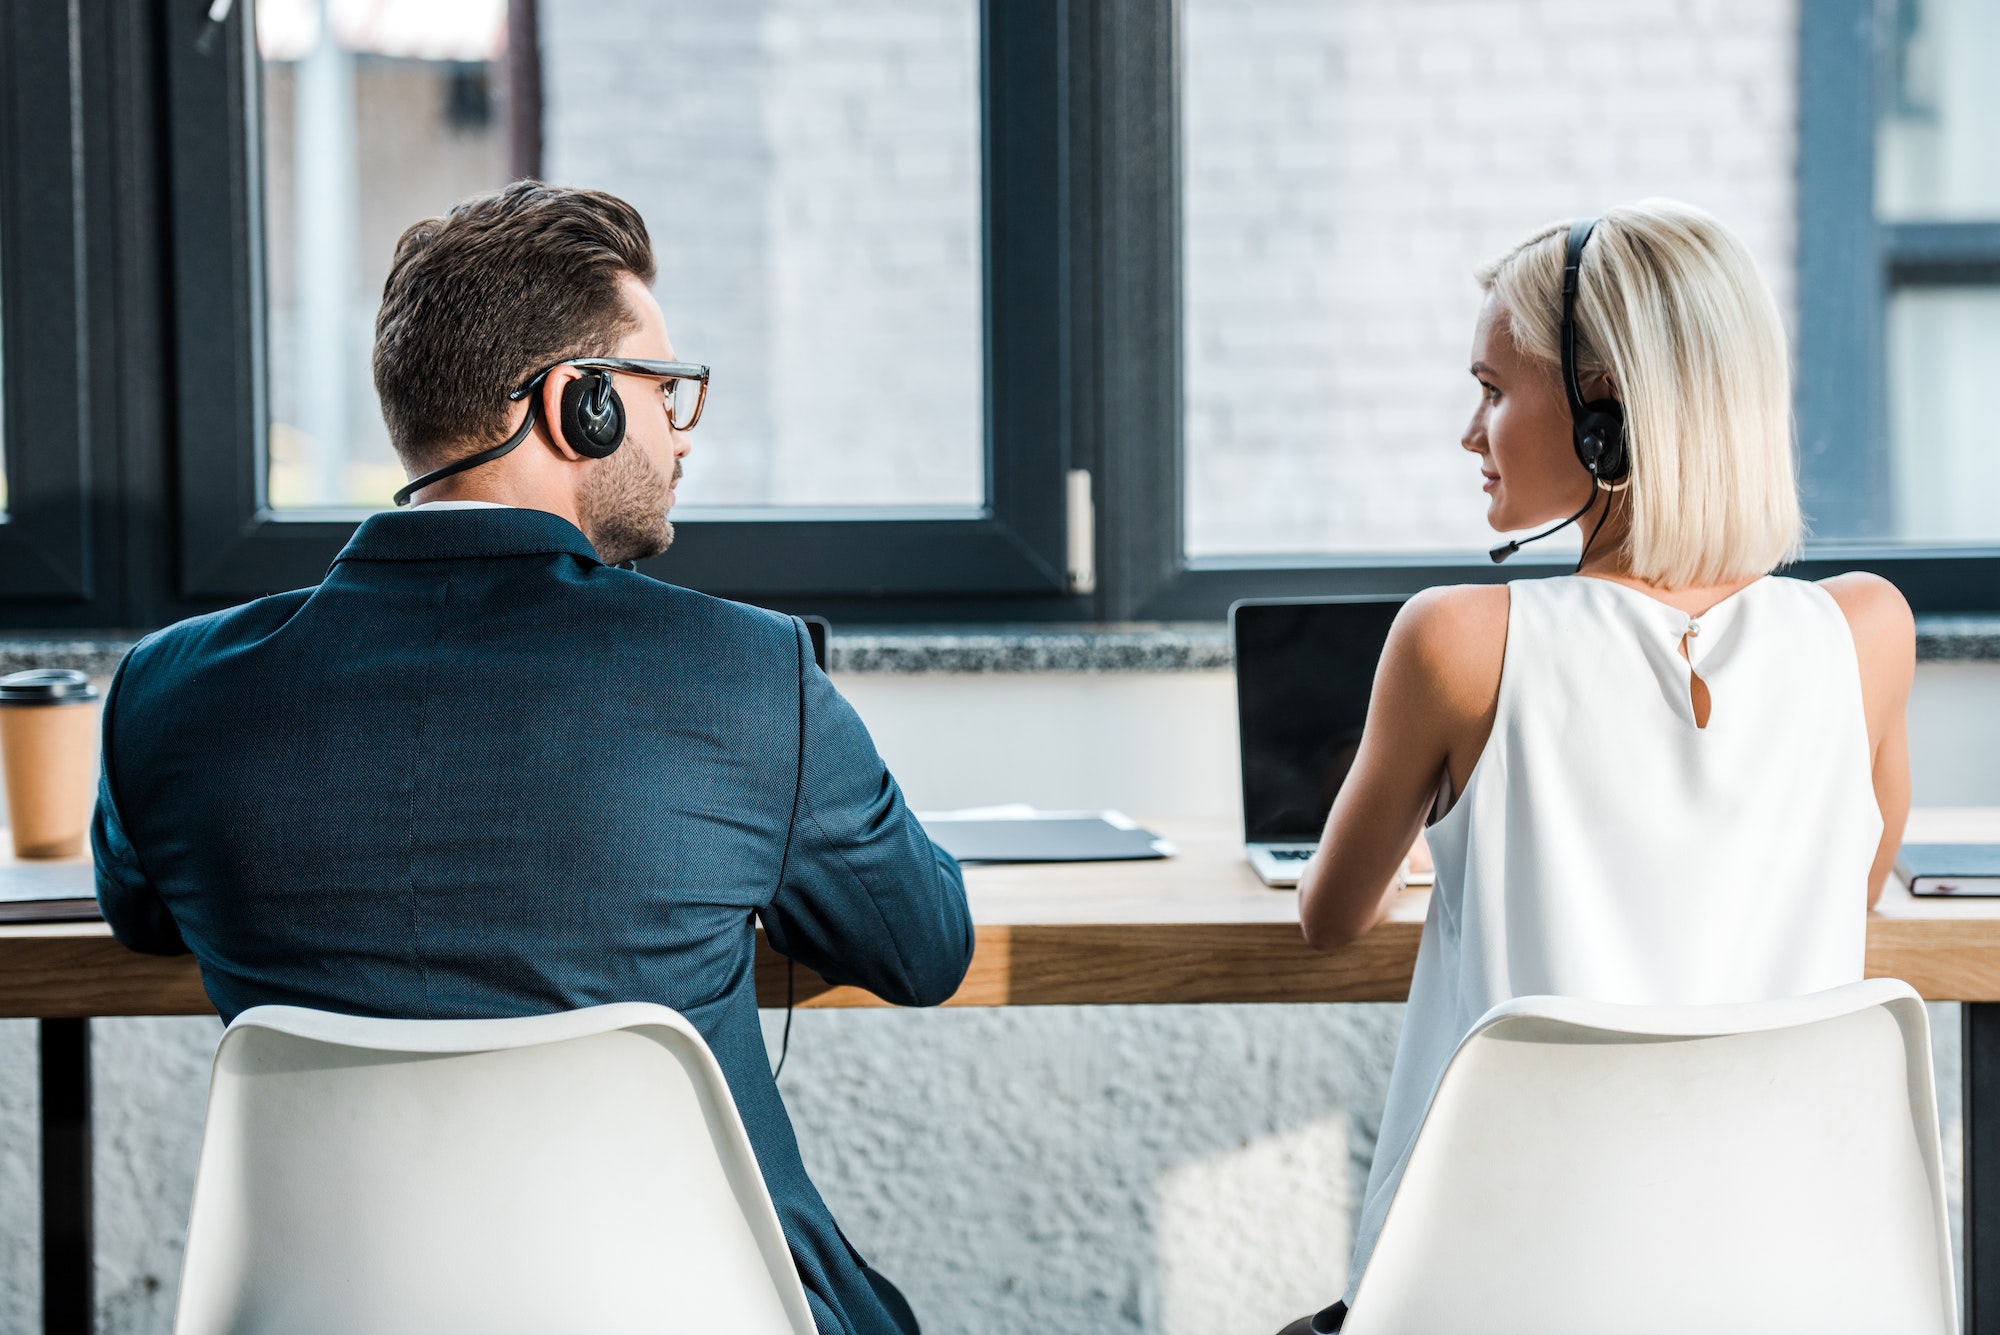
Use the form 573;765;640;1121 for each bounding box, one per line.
1887;288;2000;543
149;0;1071;618
1110;0;2000;618
253;0;986;518
257;0;513;510
1878;0;2000;223
1792;0;2000;596
1876;0;2000;547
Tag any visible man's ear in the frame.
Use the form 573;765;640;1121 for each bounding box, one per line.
538;365;586;461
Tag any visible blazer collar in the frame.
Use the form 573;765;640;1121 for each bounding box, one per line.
333;507;603;566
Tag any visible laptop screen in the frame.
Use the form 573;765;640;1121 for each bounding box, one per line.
1231;596;1405;844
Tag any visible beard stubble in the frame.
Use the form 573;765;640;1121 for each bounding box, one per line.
578;445;678;566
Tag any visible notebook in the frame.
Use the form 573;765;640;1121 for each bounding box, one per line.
918;807;1174;864
1897;844;2000;897
0;860;99;923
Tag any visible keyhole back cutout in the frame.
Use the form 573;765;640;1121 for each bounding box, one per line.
1678;629;1711;729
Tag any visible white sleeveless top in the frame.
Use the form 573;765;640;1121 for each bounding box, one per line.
1343;574;1880;1301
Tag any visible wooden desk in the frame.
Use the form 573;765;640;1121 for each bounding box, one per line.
10;808;2000;1016
0;818;1414;1017
11;810;2000;1335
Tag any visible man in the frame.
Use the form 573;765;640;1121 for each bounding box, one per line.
94;181;970;1335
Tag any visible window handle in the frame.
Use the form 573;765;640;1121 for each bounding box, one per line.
1067;469;1096;596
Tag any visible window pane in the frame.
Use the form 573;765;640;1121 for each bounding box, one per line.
1878;0;2000;220
1181;0;1796;558
259;0;510;510
1887;287;2000;543
259;0;983;514
542;1;983;509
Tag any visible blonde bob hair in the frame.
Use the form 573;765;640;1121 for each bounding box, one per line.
1476;199;1800;587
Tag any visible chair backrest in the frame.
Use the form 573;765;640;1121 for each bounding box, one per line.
174;1003;817;1335
1345;979;1957;1335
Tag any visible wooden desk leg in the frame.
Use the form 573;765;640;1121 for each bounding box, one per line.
1968;1004;2000;1334
40;1018;91;1335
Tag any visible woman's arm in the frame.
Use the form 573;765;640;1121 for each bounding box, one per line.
1297;585;1508;948
1819;572;1916;908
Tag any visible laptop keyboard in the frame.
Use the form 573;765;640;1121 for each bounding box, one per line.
1269;847;1314;861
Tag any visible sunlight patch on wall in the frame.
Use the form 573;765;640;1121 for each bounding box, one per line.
1156;1111;1353;1335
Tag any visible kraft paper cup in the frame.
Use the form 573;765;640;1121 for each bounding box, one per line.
0;669;101;859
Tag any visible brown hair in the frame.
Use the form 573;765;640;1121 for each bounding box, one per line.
372;180;656;468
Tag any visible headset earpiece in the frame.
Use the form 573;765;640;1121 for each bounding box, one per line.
559;370;625;459
1560;219;1630;485
1576;403;1627;482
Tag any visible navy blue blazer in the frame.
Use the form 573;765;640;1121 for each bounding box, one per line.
94;507;972;1335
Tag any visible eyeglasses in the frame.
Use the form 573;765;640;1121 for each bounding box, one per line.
510;357;711;432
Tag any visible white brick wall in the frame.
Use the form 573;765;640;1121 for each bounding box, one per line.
1183;0;1799;556
542;0;984;509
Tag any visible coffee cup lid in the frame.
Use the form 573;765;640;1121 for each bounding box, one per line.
0;669;98;705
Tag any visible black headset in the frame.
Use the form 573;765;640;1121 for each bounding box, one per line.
392;362;627;507
1558;218;1629;485
1489;217;1631;563
559;369;628;458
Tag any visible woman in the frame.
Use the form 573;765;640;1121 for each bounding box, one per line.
1278;200;1914;1335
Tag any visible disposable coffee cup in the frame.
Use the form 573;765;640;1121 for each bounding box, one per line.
0;669;101;859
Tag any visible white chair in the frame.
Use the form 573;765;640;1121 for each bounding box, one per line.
173;1002;817;1335
1345;978;1957;1335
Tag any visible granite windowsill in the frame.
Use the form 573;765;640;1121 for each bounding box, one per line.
4;615;1998;676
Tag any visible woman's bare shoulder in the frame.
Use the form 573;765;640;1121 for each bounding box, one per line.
1816;572;1915;700
1816;572;1915;654
1386;583;1509;720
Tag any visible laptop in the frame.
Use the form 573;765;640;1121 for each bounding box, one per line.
1231;595;1406;887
